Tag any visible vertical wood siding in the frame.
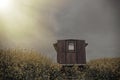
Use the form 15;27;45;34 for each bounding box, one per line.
54;39;87;64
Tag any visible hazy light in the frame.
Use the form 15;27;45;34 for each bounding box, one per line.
0;0;12;11
0;0;55;49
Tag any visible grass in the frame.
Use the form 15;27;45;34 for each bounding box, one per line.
0;49;120;80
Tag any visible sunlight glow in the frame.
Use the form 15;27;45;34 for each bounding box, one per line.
0;0;55;48
0;0;12;11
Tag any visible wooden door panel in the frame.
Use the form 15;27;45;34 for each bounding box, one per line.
66;53;76;64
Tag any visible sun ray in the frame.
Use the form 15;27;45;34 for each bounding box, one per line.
0;0;56;49
0;0;13;11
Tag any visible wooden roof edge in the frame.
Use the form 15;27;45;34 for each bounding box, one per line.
57;39;86;41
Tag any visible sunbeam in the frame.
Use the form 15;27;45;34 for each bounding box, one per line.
0;0;14;12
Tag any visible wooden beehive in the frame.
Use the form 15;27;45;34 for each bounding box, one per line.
54;39;88;65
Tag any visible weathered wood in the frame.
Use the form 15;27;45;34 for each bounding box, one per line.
53;39;88;65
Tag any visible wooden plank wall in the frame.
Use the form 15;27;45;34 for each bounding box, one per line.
56;40;87;64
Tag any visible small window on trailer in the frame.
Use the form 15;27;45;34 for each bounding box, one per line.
68;42;74;50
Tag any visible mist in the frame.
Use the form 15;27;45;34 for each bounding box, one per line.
0;0;120;61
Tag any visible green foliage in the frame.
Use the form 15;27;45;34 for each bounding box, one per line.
0;49;52;80
86;58;120;80
0;49;119;80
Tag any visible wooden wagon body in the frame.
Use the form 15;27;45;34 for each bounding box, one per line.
54;39;88;65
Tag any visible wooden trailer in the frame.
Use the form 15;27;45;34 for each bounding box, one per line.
54;39;88;65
